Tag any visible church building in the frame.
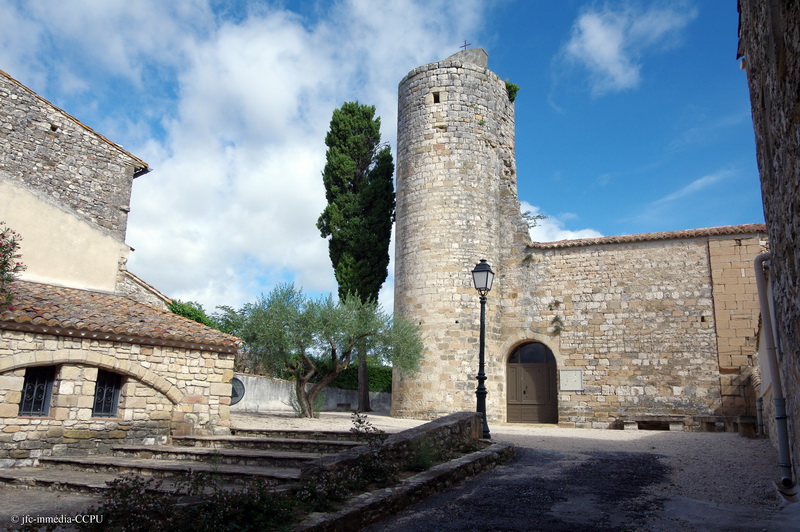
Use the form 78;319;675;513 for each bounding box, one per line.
391;49;765;432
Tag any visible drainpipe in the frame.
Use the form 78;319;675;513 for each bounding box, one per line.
754;252;795;492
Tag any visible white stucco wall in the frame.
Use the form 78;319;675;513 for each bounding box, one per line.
0;178;127;292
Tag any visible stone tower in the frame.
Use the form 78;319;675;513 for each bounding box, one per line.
392;49;528;418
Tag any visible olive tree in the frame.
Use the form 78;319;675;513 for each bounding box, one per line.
219;284;421;417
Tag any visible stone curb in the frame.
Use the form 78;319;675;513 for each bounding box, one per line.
293;441;516;531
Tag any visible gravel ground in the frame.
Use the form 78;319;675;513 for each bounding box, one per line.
241;411;798;530
1;411;796;531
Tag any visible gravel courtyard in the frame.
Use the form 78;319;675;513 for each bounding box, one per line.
1;411;797;531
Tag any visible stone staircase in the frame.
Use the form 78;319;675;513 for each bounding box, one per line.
0;429;363;494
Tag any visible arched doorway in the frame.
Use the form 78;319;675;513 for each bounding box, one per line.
507;342;558;423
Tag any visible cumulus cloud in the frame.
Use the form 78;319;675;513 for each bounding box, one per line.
561;2;697;95
0;0;485;311
521;202;604;242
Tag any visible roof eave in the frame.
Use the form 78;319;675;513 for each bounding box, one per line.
0;321;239;355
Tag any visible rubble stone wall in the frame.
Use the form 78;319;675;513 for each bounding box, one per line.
0;71;142;242
738;0;800;479
0;329;234;467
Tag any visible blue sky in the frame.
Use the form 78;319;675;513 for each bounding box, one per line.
0;0;763;312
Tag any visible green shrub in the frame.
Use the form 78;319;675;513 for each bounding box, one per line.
326;365;392;393
505;79;520;102
168;300;220;329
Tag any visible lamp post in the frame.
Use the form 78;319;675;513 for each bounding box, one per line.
471;259;494;439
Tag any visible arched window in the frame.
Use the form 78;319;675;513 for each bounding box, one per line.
507;342;556;364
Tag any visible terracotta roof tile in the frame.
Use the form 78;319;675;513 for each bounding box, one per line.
528;223;767;250
0;281;239;353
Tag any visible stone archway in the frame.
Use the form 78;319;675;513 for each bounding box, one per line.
506;342;558;423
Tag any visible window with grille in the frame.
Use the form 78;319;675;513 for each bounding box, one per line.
18;366;55;417
92;370;122;417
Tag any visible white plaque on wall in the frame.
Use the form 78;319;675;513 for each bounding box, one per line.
560;369;583;391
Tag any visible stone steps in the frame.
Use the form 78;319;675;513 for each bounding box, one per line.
172;434;361;453
34;455;300;485
0;431;361;494
230;428;361;442
111;444;321;468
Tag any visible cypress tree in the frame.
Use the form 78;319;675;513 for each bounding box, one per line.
317;102;395;411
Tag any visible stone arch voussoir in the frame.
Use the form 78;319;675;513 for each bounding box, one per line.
1;351;183;404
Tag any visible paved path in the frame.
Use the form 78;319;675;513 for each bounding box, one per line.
366;425;799;531
1;413;798;531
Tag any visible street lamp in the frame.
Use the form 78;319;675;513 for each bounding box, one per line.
471;259;494;439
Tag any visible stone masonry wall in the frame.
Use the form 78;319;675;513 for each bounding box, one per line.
738;0;800;480
0;329;234;466
0;71;144;242
392;50;527;419
506;238;722;428
709;235;766;417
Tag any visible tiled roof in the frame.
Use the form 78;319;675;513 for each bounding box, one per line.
528;223;767;250
0;281;239;353
0;70;149;175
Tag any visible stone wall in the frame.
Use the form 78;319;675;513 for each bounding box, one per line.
0;329;234;466
708;235;765;417
494;233;764;428
0;70;145;243
392;50;766;429
738;0;800;481
392;49;528;419
230;373;392;413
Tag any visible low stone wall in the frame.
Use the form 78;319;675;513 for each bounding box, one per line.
231;374;391;413
300;411;482;483
296;440;515;531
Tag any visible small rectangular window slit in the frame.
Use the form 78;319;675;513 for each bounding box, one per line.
432;92;440;104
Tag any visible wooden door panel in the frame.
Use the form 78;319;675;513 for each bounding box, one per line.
507;362;558;423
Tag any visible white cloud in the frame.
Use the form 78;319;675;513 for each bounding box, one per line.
42;0;481;312
1;0;488;312
562;2;697;95
653;170;730;204
521;202;603;242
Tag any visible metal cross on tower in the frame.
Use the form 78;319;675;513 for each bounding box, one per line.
460;40;471;51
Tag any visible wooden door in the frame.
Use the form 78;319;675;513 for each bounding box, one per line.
507;343;558;423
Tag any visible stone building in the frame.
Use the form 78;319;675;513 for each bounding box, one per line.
392;49;766;431
738;0;800;485
0;70;237;466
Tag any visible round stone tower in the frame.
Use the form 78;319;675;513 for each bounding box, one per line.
392;49;528;419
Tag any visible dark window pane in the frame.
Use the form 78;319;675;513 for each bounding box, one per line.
510;343;556;365
18;366;55;417
93;370;122;417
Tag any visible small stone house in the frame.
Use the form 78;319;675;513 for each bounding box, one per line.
0;69;238;466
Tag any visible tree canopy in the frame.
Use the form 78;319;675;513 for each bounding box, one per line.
317;101;395;302
317;102;396;412
216;284;421;417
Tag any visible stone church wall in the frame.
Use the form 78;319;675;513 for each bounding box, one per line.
392;49;766;430
738;0;800;480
